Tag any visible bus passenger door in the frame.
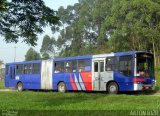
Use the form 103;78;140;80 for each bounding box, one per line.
8;65;16;87
93;61;104;91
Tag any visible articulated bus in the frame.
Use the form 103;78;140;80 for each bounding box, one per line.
4;51;156;94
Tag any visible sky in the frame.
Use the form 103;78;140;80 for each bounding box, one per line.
0;0;78;63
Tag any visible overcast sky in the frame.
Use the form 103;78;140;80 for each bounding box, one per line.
0;0;78;63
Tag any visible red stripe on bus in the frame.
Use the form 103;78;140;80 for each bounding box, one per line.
70;74;77;90
80;72;92;91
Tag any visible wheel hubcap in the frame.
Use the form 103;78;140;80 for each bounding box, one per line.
59;84;65;92
110;85;116;92
18;84;22;91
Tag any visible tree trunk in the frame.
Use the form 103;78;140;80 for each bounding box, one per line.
152;38;156;67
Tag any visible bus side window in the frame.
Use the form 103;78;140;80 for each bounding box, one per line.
78;59;91;72
24;65;28;74
24;64;32;74
65;60;77;73
32;63;41;74
94;62;98;72
106;57;117;71
10;67;12;78
100;62;104;72
16;64;23;75
85;59;91;72
78;60;84;72
54;62;64;73
65;61;73;72
72;60;77;72
119;56;132;77
5;65;9;75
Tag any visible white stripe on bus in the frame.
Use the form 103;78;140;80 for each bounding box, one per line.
74;74;81;90
79;73;86;90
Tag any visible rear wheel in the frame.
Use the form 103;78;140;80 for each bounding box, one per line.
58;82;66;92
17;82;23;91
107;82;119;94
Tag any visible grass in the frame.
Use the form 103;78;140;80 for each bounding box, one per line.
0;91;160;110
0;91;160;115
0;79;4;89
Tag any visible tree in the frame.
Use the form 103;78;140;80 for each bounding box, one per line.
0;0;59;46
103;0;160;65
0;60;4;79
40;35;55;59
25;48;41;61
0;60;3;64
53;0;160;66
55;0;112;56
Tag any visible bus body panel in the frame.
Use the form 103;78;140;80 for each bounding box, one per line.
5;60;42;90
6;65;17;88
18;74;41;90
53;72;92;91
114;71;134;91
4;51;156;92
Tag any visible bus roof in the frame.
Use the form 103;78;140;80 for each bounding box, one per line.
114;51;153;56
6;60;42;65
54;55;92;61
5;51;152;65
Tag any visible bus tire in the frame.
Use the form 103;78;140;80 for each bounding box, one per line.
107;82;119;94
58;82;66;93
17;82;23;91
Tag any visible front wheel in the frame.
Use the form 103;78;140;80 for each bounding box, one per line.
107;82;119;94
17;82;23;91
58;82;66;92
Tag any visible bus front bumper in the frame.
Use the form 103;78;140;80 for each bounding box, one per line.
134;83;155;91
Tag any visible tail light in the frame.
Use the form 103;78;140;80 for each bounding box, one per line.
133;78;144;84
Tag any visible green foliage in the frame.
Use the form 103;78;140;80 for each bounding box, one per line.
0;0;7;11
40;35;55;59
104;0;160;52
155;67;160;87
54;0;118;56
25;48;41;61
0;0;59;46
54;0;160;67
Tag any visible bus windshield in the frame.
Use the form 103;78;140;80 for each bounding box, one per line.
136;53;154;78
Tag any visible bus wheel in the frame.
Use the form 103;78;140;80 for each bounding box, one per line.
107;82;119;94
58;82;66;92
17;82;23;91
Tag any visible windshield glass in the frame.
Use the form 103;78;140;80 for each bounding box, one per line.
136;53;154;77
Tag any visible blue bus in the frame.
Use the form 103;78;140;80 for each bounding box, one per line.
4;51;156;94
